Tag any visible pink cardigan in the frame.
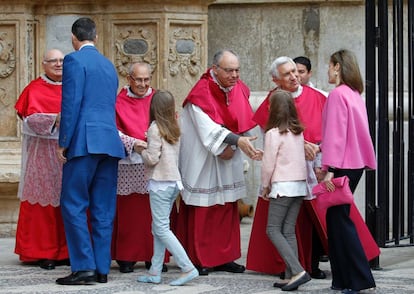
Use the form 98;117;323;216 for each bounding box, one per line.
321;84;376;170
261;128;307;188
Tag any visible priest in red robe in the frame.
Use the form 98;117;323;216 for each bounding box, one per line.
14;49;69;270
111;62;168;273
176;49;262;276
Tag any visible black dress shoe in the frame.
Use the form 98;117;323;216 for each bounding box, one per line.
195;265;210;276
39;259;56;270
310;268;326;279
56;259;70;266
214;261;245;273
96;273;108;283
56;271;97;285
117;261;135;273
281;272;311;291
273;281;288;288
144;261;168;272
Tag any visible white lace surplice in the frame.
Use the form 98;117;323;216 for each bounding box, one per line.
116;131;147;195
18;113;62;207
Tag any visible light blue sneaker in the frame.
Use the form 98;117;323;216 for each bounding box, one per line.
170;268;199;286
137;275;161;284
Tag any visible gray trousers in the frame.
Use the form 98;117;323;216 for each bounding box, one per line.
266;196;304;279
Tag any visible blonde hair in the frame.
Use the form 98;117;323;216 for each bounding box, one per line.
149;90;180;144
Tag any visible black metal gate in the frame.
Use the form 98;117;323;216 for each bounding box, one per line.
365;0;414;268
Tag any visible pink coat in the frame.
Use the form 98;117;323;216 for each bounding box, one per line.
321;84;376;170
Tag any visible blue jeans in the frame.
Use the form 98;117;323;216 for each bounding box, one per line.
148;186;194;275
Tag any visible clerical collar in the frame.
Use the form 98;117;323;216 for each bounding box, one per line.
290;85;303;98
40;74;62;85
126;86;153;98
210;69;233;93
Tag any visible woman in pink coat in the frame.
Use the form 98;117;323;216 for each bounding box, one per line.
321;49;376;294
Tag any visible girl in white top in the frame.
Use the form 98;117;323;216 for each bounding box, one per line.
136;90;198;286
261;89;311;291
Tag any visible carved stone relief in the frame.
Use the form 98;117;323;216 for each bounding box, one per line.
0;30;16;79
0;24;17;139
167;23;203;105
114;23;158;80
168;25;202;80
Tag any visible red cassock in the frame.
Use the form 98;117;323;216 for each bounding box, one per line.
111;88;160;263
246;86;380;274
14;77;69;262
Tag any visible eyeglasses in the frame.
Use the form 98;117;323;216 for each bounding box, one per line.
44;58;64;64
129;75;151;84
216;65;240;74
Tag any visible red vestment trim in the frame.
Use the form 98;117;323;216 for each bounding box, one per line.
15;77;61;117
115;88;154;141
183;69;256;134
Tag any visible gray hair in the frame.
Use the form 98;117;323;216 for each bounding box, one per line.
269;56;296;78
128;62;152;75
212;49;239;66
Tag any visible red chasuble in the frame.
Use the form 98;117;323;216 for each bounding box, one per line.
115;88;154;141
183;69;256;134
15;76;62;117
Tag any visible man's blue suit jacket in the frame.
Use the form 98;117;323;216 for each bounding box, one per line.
59;45;125;160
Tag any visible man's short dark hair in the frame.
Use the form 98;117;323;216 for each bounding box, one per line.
293;56;312;72
72;17;96;42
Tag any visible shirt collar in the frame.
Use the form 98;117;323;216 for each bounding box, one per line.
79;43;95;50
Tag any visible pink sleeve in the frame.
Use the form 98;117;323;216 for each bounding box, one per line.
261;129;280;187
321;89;348;168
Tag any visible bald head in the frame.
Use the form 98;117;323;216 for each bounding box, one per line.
42;49;64;82
127;62;152;97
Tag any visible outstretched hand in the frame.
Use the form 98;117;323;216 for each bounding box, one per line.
237;136;262;160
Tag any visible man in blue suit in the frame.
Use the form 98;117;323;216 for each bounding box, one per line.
56;17;125;285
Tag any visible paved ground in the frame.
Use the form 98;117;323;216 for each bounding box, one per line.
0;217;413;293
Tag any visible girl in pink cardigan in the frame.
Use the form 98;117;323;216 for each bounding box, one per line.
261;89;311;291
136;90;198;286
321;49;376;294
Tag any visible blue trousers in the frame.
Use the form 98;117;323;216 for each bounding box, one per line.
60;154;119;274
